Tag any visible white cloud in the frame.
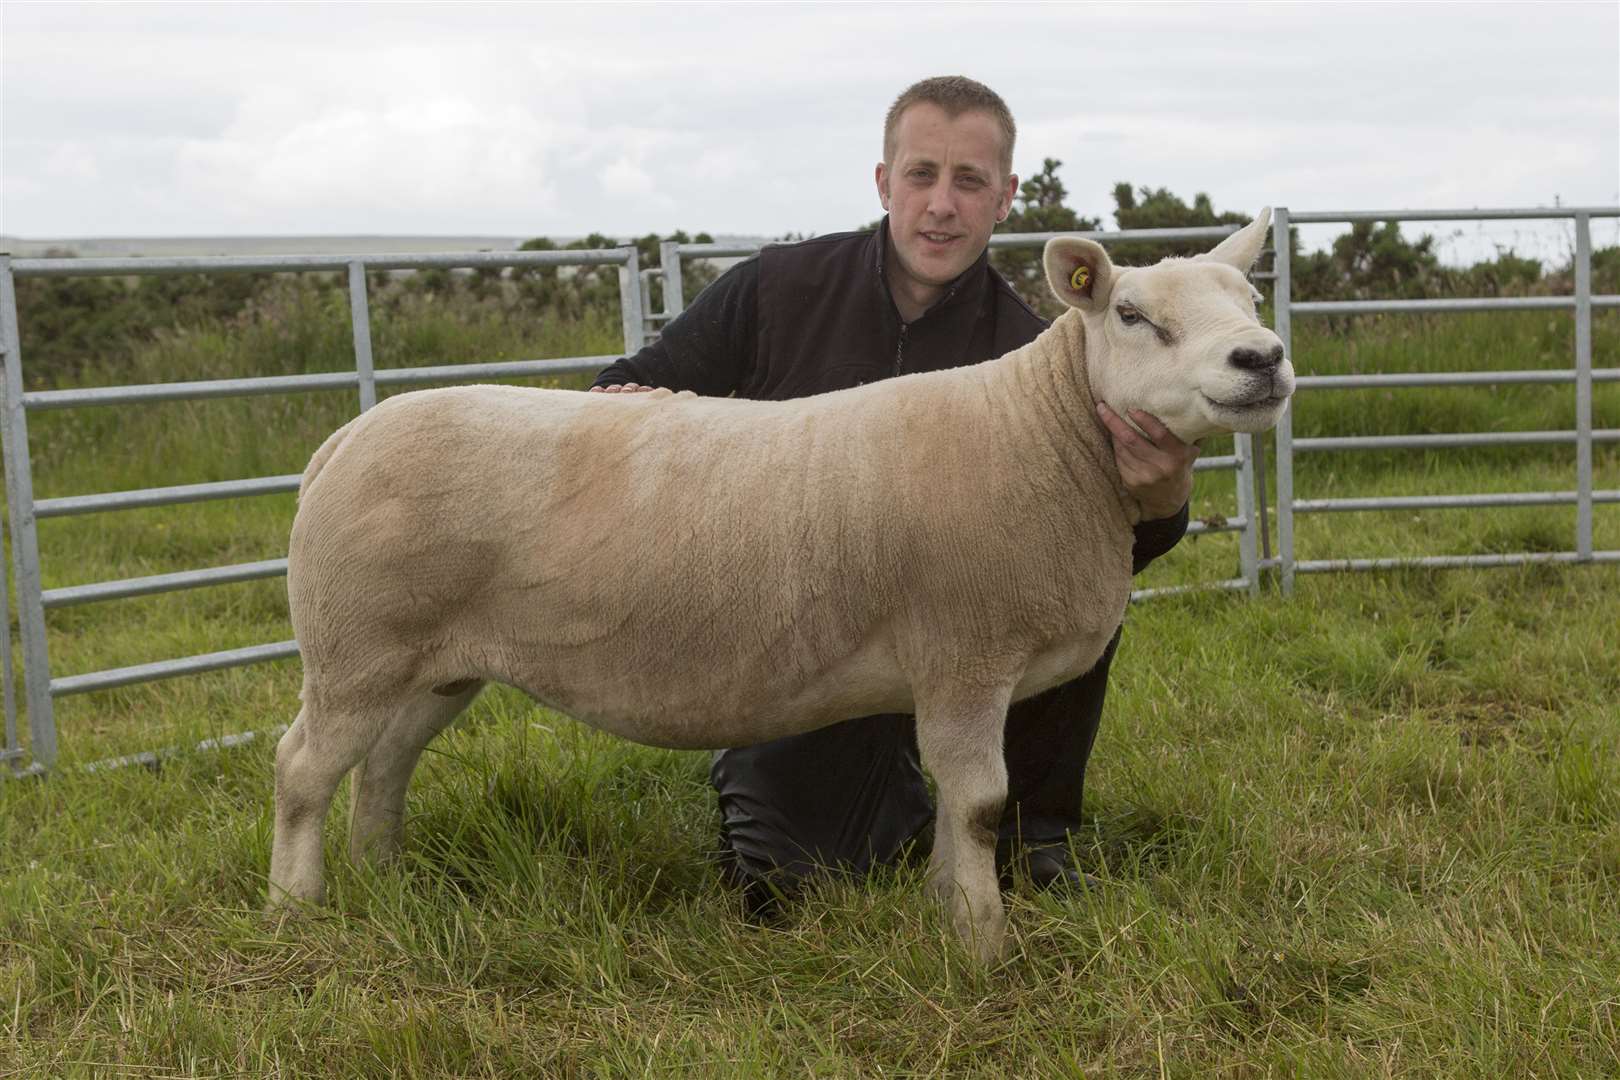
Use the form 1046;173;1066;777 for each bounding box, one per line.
175;94;561;225
1;2;1614;238
43;142;100;183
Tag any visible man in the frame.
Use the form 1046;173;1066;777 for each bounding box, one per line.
590;76;1198;904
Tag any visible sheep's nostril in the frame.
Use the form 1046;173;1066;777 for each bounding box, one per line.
1229;346;1283;372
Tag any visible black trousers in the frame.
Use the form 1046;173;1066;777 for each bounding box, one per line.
711;626;1123;885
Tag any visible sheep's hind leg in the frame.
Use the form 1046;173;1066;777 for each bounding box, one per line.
267;702;375;910
915;680;1013;965
348;681;485;867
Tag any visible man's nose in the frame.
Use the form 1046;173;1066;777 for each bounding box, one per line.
926;178;956;217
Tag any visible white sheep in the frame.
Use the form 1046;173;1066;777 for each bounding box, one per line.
268;211;1293;963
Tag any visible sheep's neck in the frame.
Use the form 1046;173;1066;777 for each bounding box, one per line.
992;311;1141;527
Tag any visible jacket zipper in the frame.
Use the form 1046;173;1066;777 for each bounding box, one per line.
894;322;908;377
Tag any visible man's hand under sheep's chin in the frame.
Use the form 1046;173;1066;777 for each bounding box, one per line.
1096;402;1200;521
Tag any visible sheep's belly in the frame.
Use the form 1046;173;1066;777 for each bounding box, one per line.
1015;628;1119;701
552;632;915;751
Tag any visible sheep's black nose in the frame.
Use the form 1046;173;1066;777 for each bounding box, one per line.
1229;345;1285;371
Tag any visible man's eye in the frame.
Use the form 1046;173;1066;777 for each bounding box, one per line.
1117;306;1141;325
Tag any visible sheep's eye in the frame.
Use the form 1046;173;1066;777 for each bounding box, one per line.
1117;306;1142;325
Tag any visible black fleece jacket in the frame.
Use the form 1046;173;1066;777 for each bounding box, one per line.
592;218;1188;572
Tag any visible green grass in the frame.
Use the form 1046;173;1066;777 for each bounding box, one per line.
2;570;1616;1076
0;291;1616;1075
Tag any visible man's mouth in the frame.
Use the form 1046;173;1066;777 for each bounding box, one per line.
920;231;959;245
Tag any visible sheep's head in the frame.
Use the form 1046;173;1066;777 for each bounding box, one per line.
1042;209;1293;442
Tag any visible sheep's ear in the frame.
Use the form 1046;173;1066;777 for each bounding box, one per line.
1197;208;1272;271
1043;237;1113;313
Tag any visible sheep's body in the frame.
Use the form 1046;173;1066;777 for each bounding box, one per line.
269;215;1293;963
289;313;1130;751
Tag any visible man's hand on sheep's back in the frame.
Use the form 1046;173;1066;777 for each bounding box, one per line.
588;383;657;394
1095;402;1200;521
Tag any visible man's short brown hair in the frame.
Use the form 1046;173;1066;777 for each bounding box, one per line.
883;76;1017;177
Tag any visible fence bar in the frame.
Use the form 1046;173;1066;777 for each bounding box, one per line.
347;262;377;412
1;724;290;781
618;246;645;357
0;348;13;764
81;725;289;775
10;249;629;278
0;257;57;764
373;356;619;386
1286;207;1620;224
989;225;1239;247
1297;369;1620;389
26;371;359;411
1293;297;1576;316
1131;578;1251;602
1252;433;1272;565
35;475;302;519
1294;430;1619;453
1295;491;1620;513
50;640;300;698
1193;454;1239;472
670;243;769;259
660;240;685;321
1272;208;1296;594
41;558;289;610
1234;434;1260;596
1184;516;1248;537
25;354;623;412
671;225;1247;263
1575;214;1594;559
1295;552;1620;573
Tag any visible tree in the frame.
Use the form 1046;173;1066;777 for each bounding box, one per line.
991;158;1101;318
1291;220;1445;302
1107;184;1251;267
514;230;721;320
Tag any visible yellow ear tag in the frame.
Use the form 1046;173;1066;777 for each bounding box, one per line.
1070;265;1090;291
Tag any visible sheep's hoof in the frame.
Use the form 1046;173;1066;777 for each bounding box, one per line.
972;931;1007;966
956;912;1007;965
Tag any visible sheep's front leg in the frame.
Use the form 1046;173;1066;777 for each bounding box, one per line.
915;681;1012;964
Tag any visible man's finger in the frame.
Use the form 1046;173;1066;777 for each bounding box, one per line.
1126;409;1175;446
1095;403;1148;452
1127;409;1200;461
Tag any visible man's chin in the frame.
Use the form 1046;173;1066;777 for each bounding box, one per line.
899;250;972;287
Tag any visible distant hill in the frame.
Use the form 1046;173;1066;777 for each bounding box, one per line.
0;234;773;258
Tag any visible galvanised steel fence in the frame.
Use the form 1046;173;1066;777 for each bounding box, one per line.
1269;207;1620;592
2;211;1616;776
1;245;647;774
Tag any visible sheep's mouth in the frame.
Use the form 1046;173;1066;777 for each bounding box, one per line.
1201;391;1290;414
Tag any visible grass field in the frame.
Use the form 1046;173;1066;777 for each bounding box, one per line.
1;279;1616;1076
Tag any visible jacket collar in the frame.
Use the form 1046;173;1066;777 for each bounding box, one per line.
870;215;992;324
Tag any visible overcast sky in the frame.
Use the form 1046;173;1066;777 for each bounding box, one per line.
3;1;1617;259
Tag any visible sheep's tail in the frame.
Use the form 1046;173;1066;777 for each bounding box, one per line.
298;417;360;502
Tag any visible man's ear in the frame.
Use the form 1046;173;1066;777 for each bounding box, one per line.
875;162;891;211
996;172;1018;223
1043;236;1114;312
1196;207;1272;271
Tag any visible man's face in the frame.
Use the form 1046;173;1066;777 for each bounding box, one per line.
876;103;1018;294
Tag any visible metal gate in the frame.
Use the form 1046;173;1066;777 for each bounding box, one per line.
3;209;1616;776
2;246;645;772
1269;208;1619;591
